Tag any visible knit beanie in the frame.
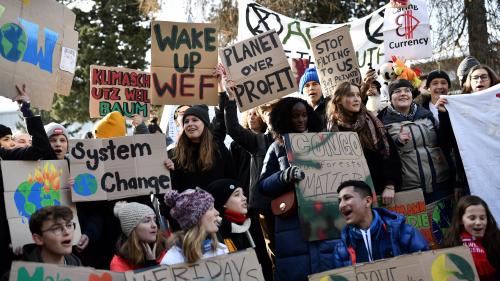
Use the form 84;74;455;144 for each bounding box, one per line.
204;179;241;212
299;67;320;94
388;79;414;98
426;70;451;88
44;123;68;141
113;201;155;237
182;105;210;127
457;56;480;86
94;111;126;138
164;189;214;231
0;125;12;139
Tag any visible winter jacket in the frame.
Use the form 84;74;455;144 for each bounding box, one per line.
378;105;449;194
460;232;498;281
160;243;228;265
230;141;251;197
224;100;274;210
313;96;330;130
218;218;254;252
332;208;429;268
0;116;54;275
110;251;167;272
259;142;336;281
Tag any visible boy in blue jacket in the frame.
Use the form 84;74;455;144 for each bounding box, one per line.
333;180;429;267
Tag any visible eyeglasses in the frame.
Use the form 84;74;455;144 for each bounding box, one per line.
471;75;490;81
41;222;76;235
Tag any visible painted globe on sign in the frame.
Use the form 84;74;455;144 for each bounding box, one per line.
14;181;61;222
0;23;28;62
73;173;98;196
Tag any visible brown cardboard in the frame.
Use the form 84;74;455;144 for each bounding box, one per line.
380;189;434;243
89;65;152;118
150;21;219;106
0;0;78;110
68;134;170;202
309;246;479;281
310;25;361;97
9;262;126;281
219;30;297;111
1;160;81;248
125;248;265;281
284;132;373;241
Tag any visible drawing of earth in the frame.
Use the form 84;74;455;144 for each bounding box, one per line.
14;180;61;222
0;23;27;62
73;173;98;196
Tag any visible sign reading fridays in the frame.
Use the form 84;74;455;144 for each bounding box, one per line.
0;0;78;110
68;134;170;202
219;30;296;112
284;132;373;241
150;21;219;106
125;249;264;281
1;160;81;248
89;65;151;118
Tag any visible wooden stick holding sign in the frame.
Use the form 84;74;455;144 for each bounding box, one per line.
284;132;374;241
125;249;264;281
310;25;361;97
219;30;297;112
89;65;151;118
150;21;219;106
68;134;170;202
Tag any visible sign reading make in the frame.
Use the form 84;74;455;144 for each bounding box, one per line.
89;65;151;118
310;25;361;97
382;0;432;60
69;134;170;202
0;0;78;110
151;21;219;106
219;30;296;112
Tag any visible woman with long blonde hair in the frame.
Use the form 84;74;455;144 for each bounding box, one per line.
161;189;227;265
110;202;167;271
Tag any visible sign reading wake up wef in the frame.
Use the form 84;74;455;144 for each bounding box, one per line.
0;0;78;110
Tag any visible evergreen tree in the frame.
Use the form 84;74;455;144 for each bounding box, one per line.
43;0;152;125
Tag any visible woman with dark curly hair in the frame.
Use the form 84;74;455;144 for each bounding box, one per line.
258;97;334;281
325;82;402;205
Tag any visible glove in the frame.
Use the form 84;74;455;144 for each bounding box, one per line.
280;166;305;184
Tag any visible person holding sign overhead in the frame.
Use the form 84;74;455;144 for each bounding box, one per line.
161;189;228;265
110;202;167;271
258;97;334;281
325;82;402;204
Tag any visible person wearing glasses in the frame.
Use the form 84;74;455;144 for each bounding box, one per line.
462;65;499;94
25;205;81;265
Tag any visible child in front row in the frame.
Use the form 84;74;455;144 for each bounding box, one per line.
444;195;500;280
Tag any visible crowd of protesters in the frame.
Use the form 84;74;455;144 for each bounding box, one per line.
0;41;499;281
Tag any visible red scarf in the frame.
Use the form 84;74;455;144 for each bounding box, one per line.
224;209;246;224
460;232;497;280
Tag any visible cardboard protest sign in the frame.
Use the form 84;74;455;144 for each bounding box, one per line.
238;0;387;75
382;0;432;60
125;248;264;281
0;0;78;110
379;189;433;243
445;84;500;224
309;246;479;281
219;30;297;111
310;25;362;97
284;132;373;241
9;262;126;281
427;195;454;246
89;65;151;118
150;21;219;106
1;160;81;248
68;134;170;202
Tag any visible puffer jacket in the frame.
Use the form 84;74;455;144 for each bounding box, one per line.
378;105;449;193
259;142;336;281
332;208;429;268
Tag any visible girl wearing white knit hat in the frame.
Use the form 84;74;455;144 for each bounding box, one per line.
110;201;167;271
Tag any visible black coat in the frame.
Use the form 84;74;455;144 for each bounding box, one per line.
0;116;53;276
224;100;274;210
217;218;254;251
